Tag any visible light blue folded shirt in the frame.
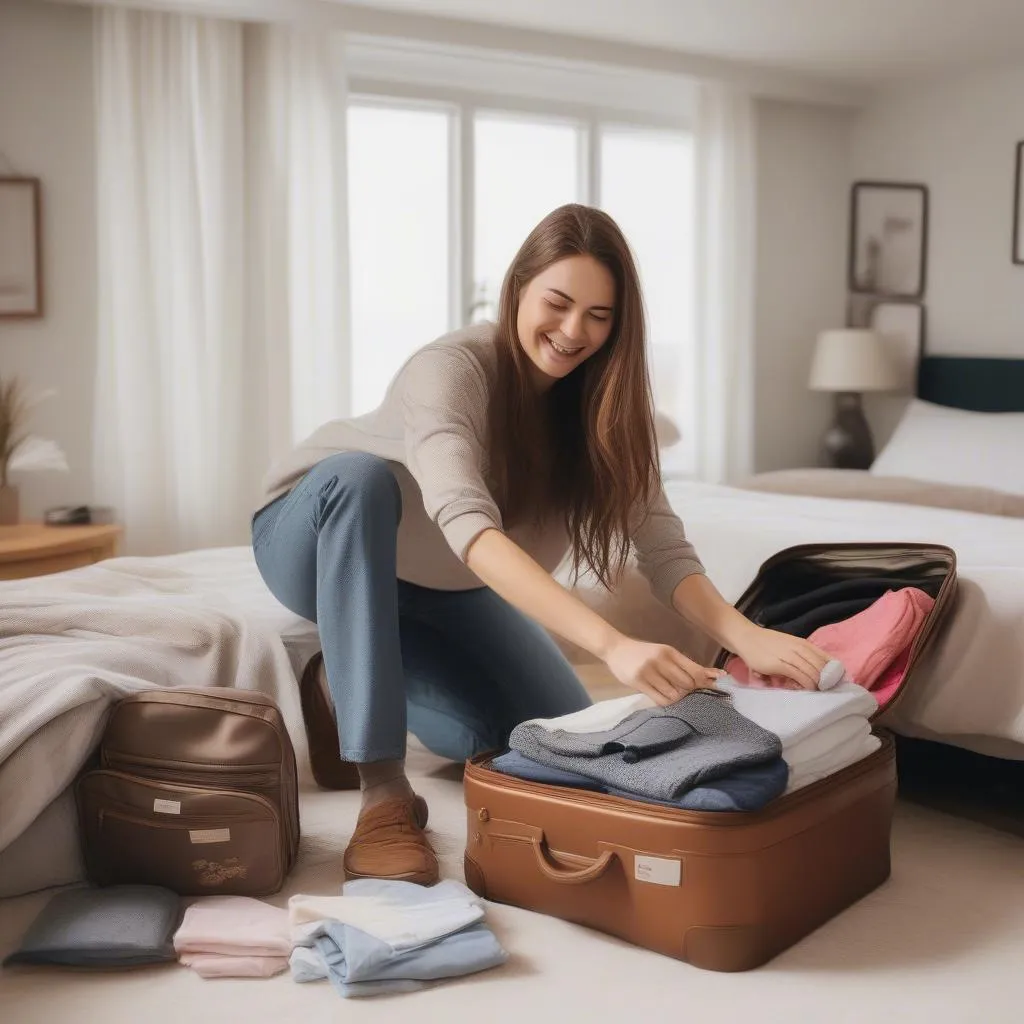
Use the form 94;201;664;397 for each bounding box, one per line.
290;877;507;998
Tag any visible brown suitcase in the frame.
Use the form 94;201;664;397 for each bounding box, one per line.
77;687;300;897
463;543;958;972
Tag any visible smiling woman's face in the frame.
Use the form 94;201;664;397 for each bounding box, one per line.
515;255;616;390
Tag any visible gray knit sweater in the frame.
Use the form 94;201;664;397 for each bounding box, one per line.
508;690;783;802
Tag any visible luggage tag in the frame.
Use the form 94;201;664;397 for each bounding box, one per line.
634;855;682;887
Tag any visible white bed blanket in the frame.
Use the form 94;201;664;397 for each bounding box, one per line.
0;548;314;855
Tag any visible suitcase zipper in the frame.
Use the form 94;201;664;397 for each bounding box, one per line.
81;769;283;817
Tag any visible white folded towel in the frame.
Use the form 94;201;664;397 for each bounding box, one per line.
715;677;877;748
288;879;483;952
787;733;882;792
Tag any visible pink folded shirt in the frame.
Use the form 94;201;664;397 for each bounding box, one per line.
174;896;291;979
727;587;934;708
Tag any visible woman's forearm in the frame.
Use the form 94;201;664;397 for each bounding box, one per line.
465;528;623;660
670;572;757;653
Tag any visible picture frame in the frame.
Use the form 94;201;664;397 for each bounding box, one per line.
0;177;43;318
868;299;926;393
1013;141;1023;266
848;181;928;298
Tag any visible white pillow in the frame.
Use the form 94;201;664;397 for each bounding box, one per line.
870;399;1024;497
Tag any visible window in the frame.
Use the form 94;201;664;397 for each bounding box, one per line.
346;84;695;473
347;102;452;416
473;113;582;322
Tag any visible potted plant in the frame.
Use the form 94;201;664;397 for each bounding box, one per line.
0;376;30;525
0;375;68;526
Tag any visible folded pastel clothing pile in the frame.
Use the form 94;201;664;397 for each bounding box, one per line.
173;895;291;978
728;586;935;708
509;689;783;804
289;879;507;998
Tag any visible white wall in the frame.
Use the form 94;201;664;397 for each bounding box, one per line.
852;65;1024;444
753;98;852;471
0;0;96;520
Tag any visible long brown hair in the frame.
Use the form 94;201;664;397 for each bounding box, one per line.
487;204;660;590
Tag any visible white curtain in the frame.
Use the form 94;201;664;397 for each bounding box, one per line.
243;24;350;473
93;8;349;555
692;83;757;484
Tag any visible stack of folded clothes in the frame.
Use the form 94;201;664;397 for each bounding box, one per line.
496;664;881;807
288;879;507;999
715;677;880;792
500;688;790;811
173;896;292;978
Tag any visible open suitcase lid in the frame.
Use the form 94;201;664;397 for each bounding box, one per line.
711;542;959;724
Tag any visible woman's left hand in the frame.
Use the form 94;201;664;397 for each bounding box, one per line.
734;625;831;690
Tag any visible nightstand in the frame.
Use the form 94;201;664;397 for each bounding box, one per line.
0;523;124;581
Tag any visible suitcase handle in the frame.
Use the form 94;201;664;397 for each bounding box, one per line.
531;839;617;885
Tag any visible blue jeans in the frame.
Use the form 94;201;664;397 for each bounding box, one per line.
251;452;591;763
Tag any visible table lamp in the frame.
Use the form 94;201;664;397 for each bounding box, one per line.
809;328;899;469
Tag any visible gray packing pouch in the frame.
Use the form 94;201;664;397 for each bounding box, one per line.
3;884;181;967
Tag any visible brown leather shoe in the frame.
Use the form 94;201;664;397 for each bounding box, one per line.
299;652;361;791
343;795;439;886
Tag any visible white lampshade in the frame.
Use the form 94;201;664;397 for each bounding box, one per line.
808;329;900;393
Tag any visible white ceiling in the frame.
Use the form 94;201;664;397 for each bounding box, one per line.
338;0;1024;87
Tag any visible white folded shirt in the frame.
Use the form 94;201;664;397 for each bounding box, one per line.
523;693;653;735
715;677;877;748
288;880;483;952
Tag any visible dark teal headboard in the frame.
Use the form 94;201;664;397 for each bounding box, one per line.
917;355;1024;413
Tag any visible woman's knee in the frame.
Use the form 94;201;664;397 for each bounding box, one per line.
407;704;501;764
316;452;402;520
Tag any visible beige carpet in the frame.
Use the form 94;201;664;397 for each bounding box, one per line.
2;674;1023;1022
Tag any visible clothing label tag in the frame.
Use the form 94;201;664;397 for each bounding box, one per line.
153;799;181;815
634;855;682;887
189;828;231;845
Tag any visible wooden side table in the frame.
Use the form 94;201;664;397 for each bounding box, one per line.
0;523;124;581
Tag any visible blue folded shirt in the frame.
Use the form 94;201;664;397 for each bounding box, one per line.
292;921;507;998
490;749;788;811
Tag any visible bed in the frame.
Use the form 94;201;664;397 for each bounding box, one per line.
741;354;1024;516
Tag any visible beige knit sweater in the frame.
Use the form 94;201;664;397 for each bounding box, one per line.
259;322;705;602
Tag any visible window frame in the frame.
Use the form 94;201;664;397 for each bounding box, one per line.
349;76;690;329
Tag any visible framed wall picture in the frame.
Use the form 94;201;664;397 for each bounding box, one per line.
0;177;43;318
848;181;928;298
1013;141;1023;266
868;299;926;393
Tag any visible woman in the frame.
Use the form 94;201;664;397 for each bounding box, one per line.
252;204;829;887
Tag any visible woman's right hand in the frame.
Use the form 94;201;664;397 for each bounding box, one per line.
603;635;724;707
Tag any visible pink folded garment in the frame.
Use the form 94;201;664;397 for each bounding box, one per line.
808;587;933;691
179;953;289;979
173;896;291;959
868;646;911;710
726;587;934;705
